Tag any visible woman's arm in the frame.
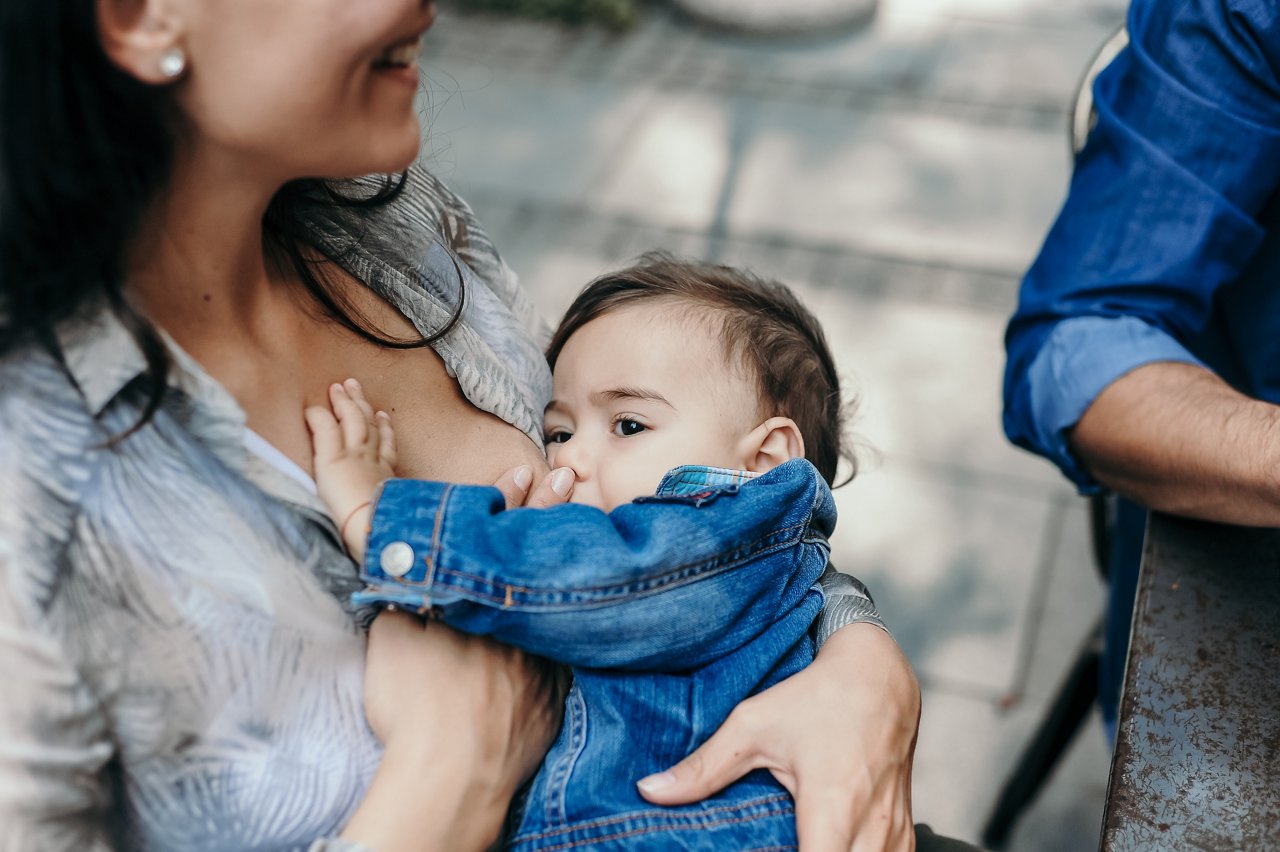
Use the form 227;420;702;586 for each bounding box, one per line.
0;544;114;850
337;466;572;852
339;615;562;852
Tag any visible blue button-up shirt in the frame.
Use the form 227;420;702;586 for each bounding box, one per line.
1003;0;1280;490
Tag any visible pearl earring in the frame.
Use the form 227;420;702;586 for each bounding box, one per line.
158;48;186;79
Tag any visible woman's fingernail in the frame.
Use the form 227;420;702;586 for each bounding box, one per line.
637;772;676;794
513;465;533;490
550;468;575;497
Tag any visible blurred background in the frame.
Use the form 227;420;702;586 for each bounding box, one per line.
418;0;1127;847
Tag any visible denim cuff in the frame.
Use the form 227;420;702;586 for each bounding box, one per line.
1026;316;1206;493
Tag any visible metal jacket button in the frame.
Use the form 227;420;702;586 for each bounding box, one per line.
380;542;415;578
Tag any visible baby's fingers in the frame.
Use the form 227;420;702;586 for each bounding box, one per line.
376;411;397;471
525;467;576;509
492;464;536;509
305;406;341;460
344;378;378;424
329;382;369;448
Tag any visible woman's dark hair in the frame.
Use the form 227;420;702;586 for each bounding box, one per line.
547;252;858;487
0;2;458;437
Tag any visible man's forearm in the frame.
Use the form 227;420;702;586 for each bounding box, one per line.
1071;362;1280;526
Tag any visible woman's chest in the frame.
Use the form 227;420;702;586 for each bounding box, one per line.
59;414;381;848
234;330;547;485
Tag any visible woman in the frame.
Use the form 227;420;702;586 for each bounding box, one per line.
0;1;921;849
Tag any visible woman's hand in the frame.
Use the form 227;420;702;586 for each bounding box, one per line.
637;623;920;852
343;613;565;852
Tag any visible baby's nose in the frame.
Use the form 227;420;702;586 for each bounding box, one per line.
550;439;591;482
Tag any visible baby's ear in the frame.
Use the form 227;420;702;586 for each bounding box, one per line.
739;417;805;475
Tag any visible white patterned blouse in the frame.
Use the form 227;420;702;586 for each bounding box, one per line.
0;167;882;851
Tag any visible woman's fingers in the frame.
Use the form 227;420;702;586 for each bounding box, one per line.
376;411;397;471
795;787;868;852
638;623;920;851
492;464;536;509
330;382;369;448
636;703;763;805
305;405;341;459
847;777;914;852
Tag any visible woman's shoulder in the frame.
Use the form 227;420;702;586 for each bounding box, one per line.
0;344;104;552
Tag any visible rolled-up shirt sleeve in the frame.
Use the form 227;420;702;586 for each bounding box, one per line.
1003;0;1280;490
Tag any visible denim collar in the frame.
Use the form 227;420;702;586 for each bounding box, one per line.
654;465;759;497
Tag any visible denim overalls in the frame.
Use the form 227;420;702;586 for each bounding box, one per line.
357;458;833;850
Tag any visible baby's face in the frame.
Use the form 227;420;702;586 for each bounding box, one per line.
544;303;763;512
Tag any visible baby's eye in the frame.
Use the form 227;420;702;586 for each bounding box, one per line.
613;418;647;437
544;430;572;445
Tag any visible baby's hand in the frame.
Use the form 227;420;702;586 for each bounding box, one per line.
305;378;397;561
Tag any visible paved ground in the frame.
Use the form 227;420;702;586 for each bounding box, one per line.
421;1;1127;846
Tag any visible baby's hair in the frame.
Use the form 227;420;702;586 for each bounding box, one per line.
547;252;857;486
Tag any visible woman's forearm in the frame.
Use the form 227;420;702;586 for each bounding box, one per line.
1071;362;1280;526
346;616;562;852
340;739;510;852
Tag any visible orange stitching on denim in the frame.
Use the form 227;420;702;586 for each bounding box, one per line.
425;484;452;588
511;792;792;841
511;799;795;851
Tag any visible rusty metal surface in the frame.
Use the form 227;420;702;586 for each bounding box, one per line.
1101;514;1280;850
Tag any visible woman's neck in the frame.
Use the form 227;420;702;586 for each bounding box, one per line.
126;148;294;348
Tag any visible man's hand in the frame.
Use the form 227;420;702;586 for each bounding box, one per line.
637;622;919;851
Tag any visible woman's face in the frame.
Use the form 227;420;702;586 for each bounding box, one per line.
173;0;436;180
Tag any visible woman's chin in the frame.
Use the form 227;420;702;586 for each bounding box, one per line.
363;138;422;176
334;125;421;179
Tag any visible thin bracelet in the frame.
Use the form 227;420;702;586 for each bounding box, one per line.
339;500;373;547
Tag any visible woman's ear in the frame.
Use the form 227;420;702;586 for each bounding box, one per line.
738;417;806;475
96;0;186;84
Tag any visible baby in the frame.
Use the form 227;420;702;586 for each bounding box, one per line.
308;254;858;851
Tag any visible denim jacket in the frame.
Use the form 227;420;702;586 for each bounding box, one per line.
358;458;834;850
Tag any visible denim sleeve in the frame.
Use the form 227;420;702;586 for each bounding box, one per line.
360;460;832;671
1002;0;1280;491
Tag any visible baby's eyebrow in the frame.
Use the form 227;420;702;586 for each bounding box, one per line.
592;387;673;407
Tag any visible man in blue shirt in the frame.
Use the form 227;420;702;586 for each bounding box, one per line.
1004;0;1280;731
